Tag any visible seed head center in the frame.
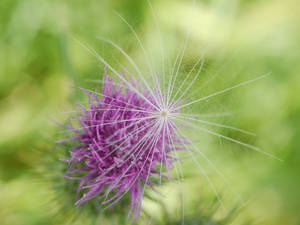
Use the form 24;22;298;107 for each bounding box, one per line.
161;111;168;118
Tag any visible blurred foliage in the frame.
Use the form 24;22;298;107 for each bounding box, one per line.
0;0;299;224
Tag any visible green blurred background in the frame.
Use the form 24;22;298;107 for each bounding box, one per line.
0;0;299;224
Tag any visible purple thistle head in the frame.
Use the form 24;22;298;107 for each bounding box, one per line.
58;72;181;220
56;46;273;223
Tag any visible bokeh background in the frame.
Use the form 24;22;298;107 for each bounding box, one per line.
0;0;299;224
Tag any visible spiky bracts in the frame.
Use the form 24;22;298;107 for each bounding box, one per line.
58;74;181;220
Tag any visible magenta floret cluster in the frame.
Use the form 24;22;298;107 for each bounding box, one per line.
59;74;177;219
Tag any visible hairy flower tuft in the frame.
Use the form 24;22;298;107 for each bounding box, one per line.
58;73;181;220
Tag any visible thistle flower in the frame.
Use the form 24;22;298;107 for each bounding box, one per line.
56;45;280;222
58;73;183;220
56;5;281;222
